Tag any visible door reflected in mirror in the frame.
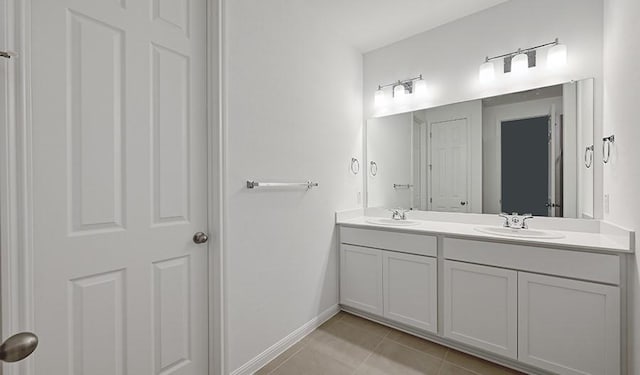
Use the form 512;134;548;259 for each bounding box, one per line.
366;79;595;219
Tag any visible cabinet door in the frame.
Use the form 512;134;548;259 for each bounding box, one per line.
444;260;518;359
383;251;437;332
518;272;620;375
340;245;383;315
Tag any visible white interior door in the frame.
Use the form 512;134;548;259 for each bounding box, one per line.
430;119;469;212
29;0;208;373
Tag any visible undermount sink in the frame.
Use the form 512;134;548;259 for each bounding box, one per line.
366;218;421;227
474;226;565;239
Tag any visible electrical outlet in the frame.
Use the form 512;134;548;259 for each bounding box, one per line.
604;194;610;214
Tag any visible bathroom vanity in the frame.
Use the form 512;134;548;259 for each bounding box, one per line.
336;212;633;375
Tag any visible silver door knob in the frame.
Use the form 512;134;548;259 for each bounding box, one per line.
0;332;38;362
193;232;208;244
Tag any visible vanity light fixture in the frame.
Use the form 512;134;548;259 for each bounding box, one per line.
547;38;567;68
413;77;428;97
479;57;496;83
374;75;426;107
511;49;529;74
374;86;386;107
479;38;567;80
393;84;407;101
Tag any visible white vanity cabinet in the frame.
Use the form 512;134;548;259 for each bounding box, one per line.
444;238;622;375
339;227;438;332
340;244;383;315
383;251;437;332
338;223;628;375
518;272;620;375
443;260;518;359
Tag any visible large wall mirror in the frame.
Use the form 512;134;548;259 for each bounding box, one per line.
366;78;596;219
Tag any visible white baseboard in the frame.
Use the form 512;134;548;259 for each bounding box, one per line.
230;304;340;375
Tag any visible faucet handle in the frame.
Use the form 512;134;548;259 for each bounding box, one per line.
522;214;534;229
387;207;408;220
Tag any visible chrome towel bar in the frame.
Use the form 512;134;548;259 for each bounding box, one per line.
246;180;319;189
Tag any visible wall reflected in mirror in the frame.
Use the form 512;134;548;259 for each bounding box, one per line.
366;79;595;219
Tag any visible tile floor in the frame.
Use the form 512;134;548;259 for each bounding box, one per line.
256;312;525;375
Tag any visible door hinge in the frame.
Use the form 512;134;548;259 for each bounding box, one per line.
429;132;432;138
429;164;432;171
430;197;432;203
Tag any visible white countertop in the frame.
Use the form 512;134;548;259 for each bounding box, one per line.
337;216;634;254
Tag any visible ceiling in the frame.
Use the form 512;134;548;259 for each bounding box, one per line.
302;0;509;53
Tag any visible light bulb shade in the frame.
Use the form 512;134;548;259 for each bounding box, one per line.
547;43;567;68
511;53;529;74
374;89;386;107
414;79;427;97
479;61;495;82
393;84;406;100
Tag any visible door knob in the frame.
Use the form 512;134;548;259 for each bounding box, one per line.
0;332;38;362
193;232;208;244
460;201;467;206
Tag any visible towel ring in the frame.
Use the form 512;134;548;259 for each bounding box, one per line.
584;145;594;168
603;135;615;164
350;158;360;175
369;161;378;177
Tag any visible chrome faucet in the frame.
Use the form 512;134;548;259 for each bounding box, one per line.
499;212;534;229
388;208;409;221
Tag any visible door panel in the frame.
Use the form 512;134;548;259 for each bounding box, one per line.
443;260;518;359
518;272;620;375
30;0;208;373
383;251;437;332
340;245;383;315
430;119;469;212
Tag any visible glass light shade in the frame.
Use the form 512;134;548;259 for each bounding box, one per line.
393;84;406;100
547;43;567;68
374;89;386;107
511;53;529;74
479;61;495;82
414;79;428;97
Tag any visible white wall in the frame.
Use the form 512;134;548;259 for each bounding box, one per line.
367;113;412;208
363;0;605;217
602;0;640;373
223;0;363;372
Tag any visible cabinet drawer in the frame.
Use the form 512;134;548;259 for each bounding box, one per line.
443;238;620;285
340;227;437;257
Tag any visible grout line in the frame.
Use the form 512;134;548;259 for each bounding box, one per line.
384;333;449;360
259;337;310;375
435;349;450;375
350;330;389;375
